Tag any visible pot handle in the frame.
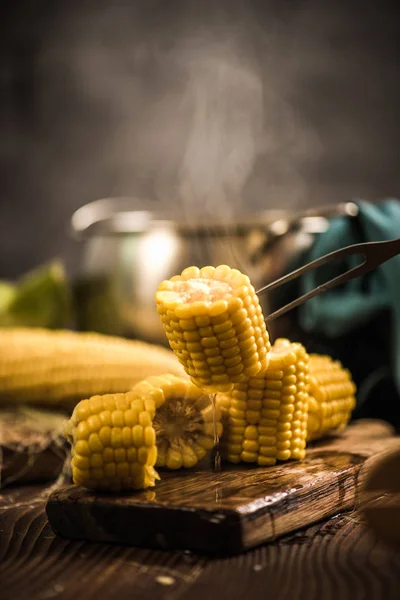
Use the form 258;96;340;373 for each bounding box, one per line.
250;201;359;264
70;197;154;239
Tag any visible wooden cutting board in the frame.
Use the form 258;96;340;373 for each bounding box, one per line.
46;419;400;555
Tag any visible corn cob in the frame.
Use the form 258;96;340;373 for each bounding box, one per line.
132;374;222;469
64;391;159;490
65;374;222;490
307;354;356;441
155;265;271;392
217;338;309;465
0;328;185;409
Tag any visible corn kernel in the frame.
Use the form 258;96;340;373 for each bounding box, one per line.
88;433;103;452
138;447;148;465
132;425;144;448
99;426;111;446
75;440;90;456
116;462;130;478
104;463;116;477
114;448;126;463
144;426;156;447
110;428;122;448
72;455;89;470
103;447;114;463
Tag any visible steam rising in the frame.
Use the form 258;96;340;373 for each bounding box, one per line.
176;37;263;215
2;1;399;277
35;1;324;219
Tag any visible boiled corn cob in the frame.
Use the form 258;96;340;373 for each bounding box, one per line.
65;391;159;490
132;374;222;469
0;328;185;410
307;354;356;441
65;374;222;490
155;265;271;392
218;338;309;465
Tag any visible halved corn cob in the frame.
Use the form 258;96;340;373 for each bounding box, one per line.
64;391;159;490
218;338;309;465
0;328;185;410
131;374;222;469
155;265;271;392
65;375;222;490
307;354;356;441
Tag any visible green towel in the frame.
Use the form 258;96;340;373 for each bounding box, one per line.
298;199;400;391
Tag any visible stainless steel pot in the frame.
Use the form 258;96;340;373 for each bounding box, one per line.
71;197;358;344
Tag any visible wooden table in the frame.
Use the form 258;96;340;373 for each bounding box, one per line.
1;483;399;600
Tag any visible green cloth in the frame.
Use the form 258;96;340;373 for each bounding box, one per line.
298;199;400;390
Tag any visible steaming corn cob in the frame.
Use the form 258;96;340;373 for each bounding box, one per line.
65;374;222;490
0;328;185;410
155;265;271;392
217;338;309;465
307;354;356;441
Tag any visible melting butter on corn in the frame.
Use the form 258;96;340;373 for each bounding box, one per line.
165;278;233;304
155;265;271;392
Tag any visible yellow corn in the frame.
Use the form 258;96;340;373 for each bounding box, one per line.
217;338;309;465
0;328;185;409
155;265;271;392
132;374;222;469
65;391;159;491
307;354;356;441
65;374;222;490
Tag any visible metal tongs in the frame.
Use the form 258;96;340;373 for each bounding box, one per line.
257;237;400;323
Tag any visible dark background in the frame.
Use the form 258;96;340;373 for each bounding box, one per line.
1;0;399;279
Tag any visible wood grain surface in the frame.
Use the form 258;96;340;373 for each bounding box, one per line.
1;481;400;600
360;448;400;550
0;407;68;487
46;419;400;555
